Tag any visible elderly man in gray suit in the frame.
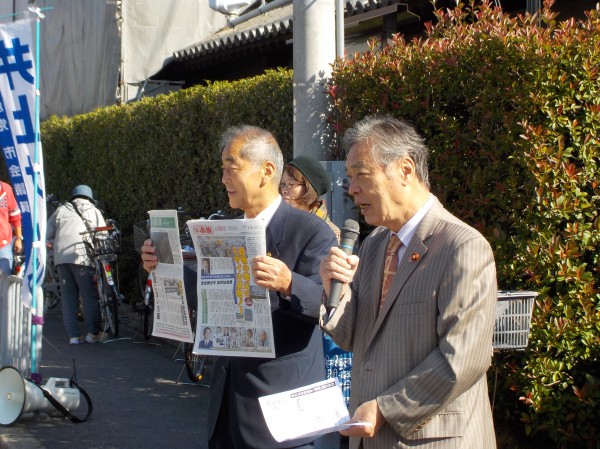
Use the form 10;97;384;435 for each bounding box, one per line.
320;115;497;449
142;125;337;449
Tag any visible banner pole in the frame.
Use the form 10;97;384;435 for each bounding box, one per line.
29;6;45;384
0;7;52;22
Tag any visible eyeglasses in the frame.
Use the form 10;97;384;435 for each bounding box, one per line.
279;180;305;191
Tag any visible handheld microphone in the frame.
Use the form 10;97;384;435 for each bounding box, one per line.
326;219;360;311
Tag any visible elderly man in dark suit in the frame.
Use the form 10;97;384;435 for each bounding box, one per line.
142;125;337;449
320;115;497;449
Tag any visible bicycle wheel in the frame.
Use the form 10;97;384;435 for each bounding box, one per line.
99;264;119;336
183;308;206;382
43;285;60;315
143;288;154;341
42;266;61;315
138;263;154;340
184;342;207;383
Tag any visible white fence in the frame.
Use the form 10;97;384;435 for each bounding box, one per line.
0;272;42;379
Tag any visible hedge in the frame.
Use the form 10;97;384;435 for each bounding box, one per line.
41;69;294;226
40;69;294;298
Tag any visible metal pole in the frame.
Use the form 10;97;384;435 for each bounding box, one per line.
335;0;344;59
293;0;336;160
30;6;44;384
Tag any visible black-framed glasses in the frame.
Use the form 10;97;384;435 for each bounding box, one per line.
279;180;305;191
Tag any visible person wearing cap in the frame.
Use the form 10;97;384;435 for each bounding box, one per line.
0;179;22;275
280;155;341;240
46;185;106;344
280;156;354;424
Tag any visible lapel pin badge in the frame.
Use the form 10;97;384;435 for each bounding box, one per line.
266;252;272;257
410;253;420;262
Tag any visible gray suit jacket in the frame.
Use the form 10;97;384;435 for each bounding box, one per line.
322;198;497;449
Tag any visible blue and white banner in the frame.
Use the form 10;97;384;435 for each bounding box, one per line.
0;18;46;308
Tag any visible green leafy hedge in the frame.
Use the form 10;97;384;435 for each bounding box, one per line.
327;1;599;448
42;69;293;225
41;69;293;298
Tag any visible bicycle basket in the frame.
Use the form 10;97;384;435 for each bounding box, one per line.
492;291;537;350
133;220;150;254
84;231;120;259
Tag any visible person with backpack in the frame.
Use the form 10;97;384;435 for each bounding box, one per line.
46;185;106;344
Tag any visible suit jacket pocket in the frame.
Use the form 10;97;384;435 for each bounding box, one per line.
406;410;464;440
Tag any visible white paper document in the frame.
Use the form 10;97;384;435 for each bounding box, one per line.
259;379;364;443
147;210;194;343
187;218;276;358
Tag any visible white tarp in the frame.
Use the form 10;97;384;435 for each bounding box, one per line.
0;0;227;118
122;0;227;102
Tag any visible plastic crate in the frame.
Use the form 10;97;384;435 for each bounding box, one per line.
492;290;537;350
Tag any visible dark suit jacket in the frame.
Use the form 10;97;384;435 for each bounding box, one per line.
207;200;338;449
198;339;213;349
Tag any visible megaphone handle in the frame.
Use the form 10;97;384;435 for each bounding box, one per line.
32;380;93;423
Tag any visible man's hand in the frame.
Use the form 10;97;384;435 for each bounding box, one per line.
252;255;292;296
339;399;385;438
13;238;23;254
141;239;158;273
319;246;359;298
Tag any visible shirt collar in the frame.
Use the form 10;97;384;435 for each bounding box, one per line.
244;195;282;227
394;194;435;247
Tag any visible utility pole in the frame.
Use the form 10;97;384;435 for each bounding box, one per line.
292;0;335;160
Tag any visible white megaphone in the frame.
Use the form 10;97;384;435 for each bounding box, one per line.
0;366;81;426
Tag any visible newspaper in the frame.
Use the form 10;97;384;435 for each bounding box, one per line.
147;210;194;343
187;219;275;358
259;379;366;443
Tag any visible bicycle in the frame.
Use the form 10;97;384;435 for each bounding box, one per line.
80;219;122;337
12;253;25;277
183;308;208;383
42;194;62;314
133;218;154;341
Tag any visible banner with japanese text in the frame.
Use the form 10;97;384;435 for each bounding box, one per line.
0;18;46;308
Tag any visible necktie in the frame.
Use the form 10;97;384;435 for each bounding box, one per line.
380;235;402;309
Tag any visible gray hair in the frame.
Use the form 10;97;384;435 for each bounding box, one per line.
220;125;284;184
342;115;430;189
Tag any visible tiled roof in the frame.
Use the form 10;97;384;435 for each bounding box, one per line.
173;0;406;62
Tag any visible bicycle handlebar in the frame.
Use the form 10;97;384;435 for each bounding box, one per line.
79;225;117;235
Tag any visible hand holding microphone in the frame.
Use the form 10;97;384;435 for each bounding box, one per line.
321;219;360;312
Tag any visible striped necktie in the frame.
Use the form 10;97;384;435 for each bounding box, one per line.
380;235;402;309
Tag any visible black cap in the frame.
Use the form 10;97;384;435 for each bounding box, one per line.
287;155;330;197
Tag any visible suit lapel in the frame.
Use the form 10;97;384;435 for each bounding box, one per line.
265;201;288;257
361;199;444;357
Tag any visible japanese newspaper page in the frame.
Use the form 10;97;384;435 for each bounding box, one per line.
147;210;194;343
187;218;275;358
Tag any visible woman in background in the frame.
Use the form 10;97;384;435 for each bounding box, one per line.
279;155;352;413
279;155;340;240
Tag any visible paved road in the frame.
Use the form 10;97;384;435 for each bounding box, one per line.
0;304;211;449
